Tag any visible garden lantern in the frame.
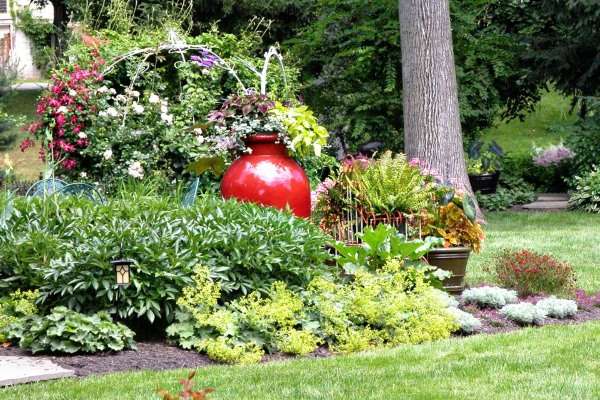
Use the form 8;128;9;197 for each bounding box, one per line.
111;257;135;286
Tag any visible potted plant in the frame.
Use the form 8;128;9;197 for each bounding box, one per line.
313;152;435;243
421;190;484;294
189;92;329;218
466;140;503;194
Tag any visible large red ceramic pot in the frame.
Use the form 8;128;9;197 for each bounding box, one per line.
220;133;312;218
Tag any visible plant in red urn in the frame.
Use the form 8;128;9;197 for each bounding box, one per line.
189;49;329;218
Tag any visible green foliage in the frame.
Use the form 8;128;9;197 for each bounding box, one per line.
288;0;540;151
0;289;39;343
271;102;329;158
6;306;135;354
168;265;459;364
0;194;330;322
15;8;55;74
568;166;600;213
566;99;600;181
298;153;339;188
333;224;447;286
477;178;536;212
348;152;435;214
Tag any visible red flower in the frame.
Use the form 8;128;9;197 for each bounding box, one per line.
20;138;35;152
62;159;77;170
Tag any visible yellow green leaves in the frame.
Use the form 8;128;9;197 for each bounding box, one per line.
270;102;329;158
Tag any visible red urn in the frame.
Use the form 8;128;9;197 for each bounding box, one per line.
220;133;312;218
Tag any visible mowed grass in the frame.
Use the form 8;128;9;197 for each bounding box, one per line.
481;89;578;156
469;211;600;292
2;322;600;400
0;90;44;180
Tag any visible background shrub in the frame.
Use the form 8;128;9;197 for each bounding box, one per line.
0;194;331;323
491;249;576;297
568;166;600;213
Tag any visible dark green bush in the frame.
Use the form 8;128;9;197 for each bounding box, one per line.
5;306;136;354
0;194;331;322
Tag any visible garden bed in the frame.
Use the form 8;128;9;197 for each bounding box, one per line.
2;292;599;378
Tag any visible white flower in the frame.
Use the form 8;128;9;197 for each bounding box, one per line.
196;135;205;144
115;94;127;103
103;148;113;160
161;113;173;125
193;127;203;135
132;103;145;114
109;88;117;95
126;88;140;98
68;89;77;97
160;104;169;114
97;86;109;94
79;172;88;178
99;111;108;118
57;106;68;114
78;132;88;139
106;107;119;117
127;161;144;179
149;93;160;104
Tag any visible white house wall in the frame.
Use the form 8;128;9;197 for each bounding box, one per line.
1;0;53;80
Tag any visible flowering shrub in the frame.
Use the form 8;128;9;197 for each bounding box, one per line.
568;166;600;213
23;28;301;184
22;55;106;172
491;249;576;297
461;286;518;309
532;143;574;167
500;303;546;325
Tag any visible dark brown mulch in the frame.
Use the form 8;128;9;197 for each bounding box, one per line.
0;342;215;377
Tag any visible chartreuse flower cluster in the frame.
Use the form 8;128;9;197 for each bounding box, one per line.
0;290;39;343
167;264;460;364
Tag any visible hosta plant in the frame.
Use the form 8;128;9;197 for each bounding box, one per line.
6;306;136;354
568;166;600;213
461;286;518;309
500;303;546;326
491;249;576;297
536;297;578;319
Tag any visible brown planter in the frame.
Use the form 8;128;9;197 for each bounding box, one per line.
426;247;471;294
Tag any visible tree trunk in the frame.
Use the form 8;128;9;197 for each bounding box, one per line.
398;0;482;218
51;0;68;55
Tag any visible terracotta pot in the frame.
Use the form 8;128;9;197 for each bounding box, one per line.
469;171;500;194
426;247;471;294
220;133;311;218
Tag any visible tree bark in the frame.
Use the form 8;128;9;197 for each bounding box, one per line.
398;0;481;218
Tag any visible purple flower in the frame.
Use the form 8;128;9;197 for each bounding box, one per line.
190;50;219;69
533;144;575;167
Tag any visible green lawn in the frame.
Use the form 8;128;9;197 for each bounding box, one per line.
2;322;599;400
481;89;578;156
0;90;44;180
469;211;600;293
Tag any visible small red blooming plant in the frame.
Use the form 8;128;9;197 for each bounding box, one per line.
156;371;215;400
490;249;576;297
21;51;106;173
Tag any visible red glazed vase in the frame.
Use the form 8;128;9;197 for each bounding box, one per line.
220;133;311;218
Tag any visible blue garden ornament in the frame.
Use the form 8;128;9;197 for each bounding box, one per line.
25;178;67;197
57;183;107;204
182;177;200;207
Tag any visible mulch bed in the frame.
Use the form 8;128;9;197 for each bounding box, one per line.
2;292;600;378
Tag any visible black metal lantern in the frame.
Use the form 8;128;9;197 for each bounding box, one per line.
111;258;135;286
